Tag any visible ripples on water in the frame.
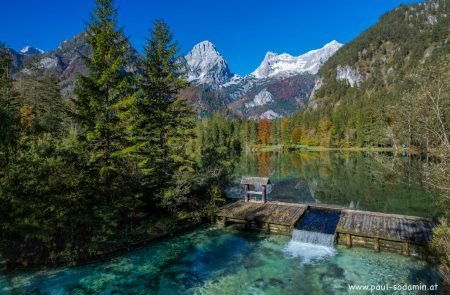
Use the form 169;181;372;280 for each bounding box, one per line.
0;226;442;295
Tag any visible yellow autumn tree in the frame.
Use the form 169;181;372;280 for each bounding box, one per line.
19;104;35;130
290;128;302;145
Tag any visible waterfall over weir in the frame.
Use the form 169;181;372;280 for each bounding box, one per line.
292;229;335;247
284;209;340;263
290;209;341;248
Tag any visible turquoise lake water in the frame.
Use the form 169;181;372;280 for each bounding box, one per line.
0;151;444;294
0;226;442;294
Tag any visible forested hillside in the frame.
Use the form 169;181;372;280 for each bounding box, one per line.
199;0;449;152
287;0;449;149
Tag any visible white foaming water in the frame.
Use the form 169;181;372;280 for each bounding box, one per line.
292;229;335;247
283;240;336;264
283;229;336;264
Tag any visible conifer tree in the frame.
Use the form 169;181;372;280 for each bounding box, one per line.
16;62;64;135
0;43;18;163
126;20;194;208
73;0;131;202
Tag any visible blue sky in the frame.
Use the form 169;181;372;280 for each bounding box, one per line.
1;0;421;75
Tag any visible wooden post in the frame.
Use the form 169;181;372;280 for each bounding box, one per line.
346;233;352;248
262;185;267;203
402;242;409;256
374;237;380;252
244;184;249;202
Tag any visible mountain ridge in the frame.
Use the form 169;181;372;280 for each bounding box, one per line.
250;40;343;79
8;34;343;118
182;39;342;118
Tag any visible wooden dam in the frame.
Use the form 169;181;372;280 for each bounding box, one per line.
216;177;435;256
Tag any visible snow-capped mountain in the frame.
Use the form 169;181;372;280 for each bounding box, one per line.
185;41;233;87
250;40;343;79
9;33;140;95
10;35;343;119
182;39;343;118
20;46;45;55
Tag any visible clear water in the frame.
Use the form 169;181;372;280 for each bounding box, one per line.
228;151;443;218
0;226;442;295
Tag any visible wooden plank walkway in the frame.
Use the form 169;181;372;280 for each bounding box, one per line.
216;201;436;255
336;209;434;245
216;201;307;226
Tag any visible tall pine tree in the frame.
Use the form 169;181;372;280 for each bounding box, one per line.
74;0;132;202
0;43;18;164
125;20;195;210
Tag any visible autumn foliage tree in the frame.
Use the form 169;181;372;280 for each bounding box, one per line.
318;115;335;147
258;118;272;145
290;128;302;145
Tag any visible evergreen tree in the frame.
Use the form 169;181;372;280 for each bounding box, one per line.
16;62;65;135
0;43;18;164
36;73;65;134
125;20;194;210
73;0;132;202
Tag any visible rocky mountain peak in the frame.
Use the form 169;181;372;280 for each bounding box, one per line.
19;46;45;55
185;40;233;87
251;40;343;79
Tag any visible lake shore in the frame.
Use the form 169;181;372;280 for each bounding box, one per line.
249;145;398;152
3;215;207;271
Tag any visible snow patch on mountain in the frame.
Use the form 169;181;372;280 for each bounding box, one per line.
251;40;343;79
245;89;274;108
336;65;365;87
259;110;281;120
185;41;233;87
20;46;45;55
221;74;243;87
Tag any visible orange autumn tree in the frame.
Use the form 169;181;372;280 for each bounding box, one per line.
258;118;272;145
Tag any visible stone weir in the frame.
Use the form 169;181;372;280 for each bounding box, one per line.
215;200;435;256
